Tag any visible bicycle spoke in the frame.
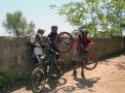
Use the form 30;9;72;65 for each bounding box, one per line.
31;67;45;93
83;52;98;70
55;32;73;53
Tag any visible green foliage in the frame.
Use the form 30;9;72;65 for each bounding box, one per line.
65;61;73;70
3;11;35;37
52;0;125;37
0;72;11;89
58;2;87;26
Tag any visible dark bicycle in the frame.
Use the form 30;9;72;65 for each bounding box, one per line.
31;43;66;93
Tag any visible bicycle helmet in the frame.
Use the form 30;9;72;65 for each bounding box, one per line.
51;25;58;32
37;29;45;37
79;28;88;36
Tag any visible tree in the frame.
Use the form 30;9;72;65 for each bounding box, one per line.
3;11;35;37
58;2;87;27
52;0;125;37
52;0;102;37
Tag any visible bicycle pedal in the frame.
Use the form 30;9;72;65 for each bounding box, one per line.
51;74;58;78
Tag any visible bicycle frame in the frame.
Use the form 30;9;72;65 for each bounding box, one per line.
38;45;57;78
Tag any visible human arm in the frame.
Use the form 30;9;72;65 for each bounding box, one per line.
86;38;95;51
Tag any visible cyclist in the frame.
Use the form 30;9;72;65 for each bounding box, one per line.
30;29;45;64
47;25;60;58
47;26;60;78
72;28;94;78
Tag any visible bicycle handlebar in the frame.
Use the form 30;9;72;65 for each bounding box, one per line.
45;43;57;54
73;29;83;34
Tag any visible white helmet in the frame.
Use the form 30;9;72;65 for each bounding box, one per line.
37;29;45;37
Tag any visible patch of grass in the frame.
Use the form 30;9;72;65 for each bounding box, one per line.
0;72;11;89
65;61;73;71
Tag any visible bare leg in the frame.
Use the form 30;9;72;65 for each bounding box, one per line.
80;61;85;79
72;60;77;77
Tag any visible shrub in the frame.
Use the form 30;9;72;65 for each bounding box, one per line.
0;72;11;89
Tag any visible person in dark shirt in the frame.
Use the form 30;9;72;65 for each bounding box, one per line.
48;26;59;54
48;26;58;42
47;26;60;78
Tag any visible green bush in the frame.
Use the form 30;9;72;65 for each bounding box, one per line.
0;72;11;89
65;61;73;70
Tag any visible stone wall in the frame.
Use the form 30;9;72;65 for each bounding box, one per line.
0;37;34;80
0;36;125;80
92;38;125;59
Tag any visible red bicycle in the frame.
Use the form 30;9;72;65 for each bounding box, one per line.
55;29;98;70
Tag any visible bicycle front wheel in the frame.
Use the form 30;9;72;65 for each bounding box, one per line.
83;51;98;70
55;32;73;53
31;67;46;93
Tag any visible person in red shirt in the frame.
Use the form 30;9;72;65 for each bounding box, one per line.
72;29;93;78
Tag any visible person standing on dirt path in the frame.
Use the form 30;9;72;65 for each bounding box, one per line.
72;28;94;78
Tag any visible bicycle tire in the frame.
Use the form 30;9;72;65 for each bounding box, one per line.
55;32;73;53
83;51;98;70
53;60;66;77
31;67;46;93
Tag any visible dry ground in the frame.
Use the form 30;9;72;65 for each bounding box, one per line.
3;54;125;93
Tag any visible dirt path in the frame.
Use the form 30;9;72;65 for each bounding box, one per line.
6;54;125;93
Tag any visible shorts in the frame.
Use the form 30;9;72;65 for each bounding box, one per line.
72;51;83;62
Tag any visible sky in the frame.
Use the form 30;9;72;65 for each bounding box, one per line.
0;0;82;36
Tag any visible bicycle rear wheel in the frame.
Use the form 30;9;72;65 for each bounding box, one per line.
31;67;46;93
83;51;98;70
55;32;73;53
53;60;66;77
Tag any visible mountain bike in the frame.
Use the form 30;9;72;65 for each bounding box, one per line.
55;29;98;70
31;44;66;93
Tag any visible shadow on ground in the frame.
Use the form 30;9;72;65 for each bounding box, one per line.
0;77;67;93
115;62;125;70
0;79;32;93
53;77;100;93
0;73;100;93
